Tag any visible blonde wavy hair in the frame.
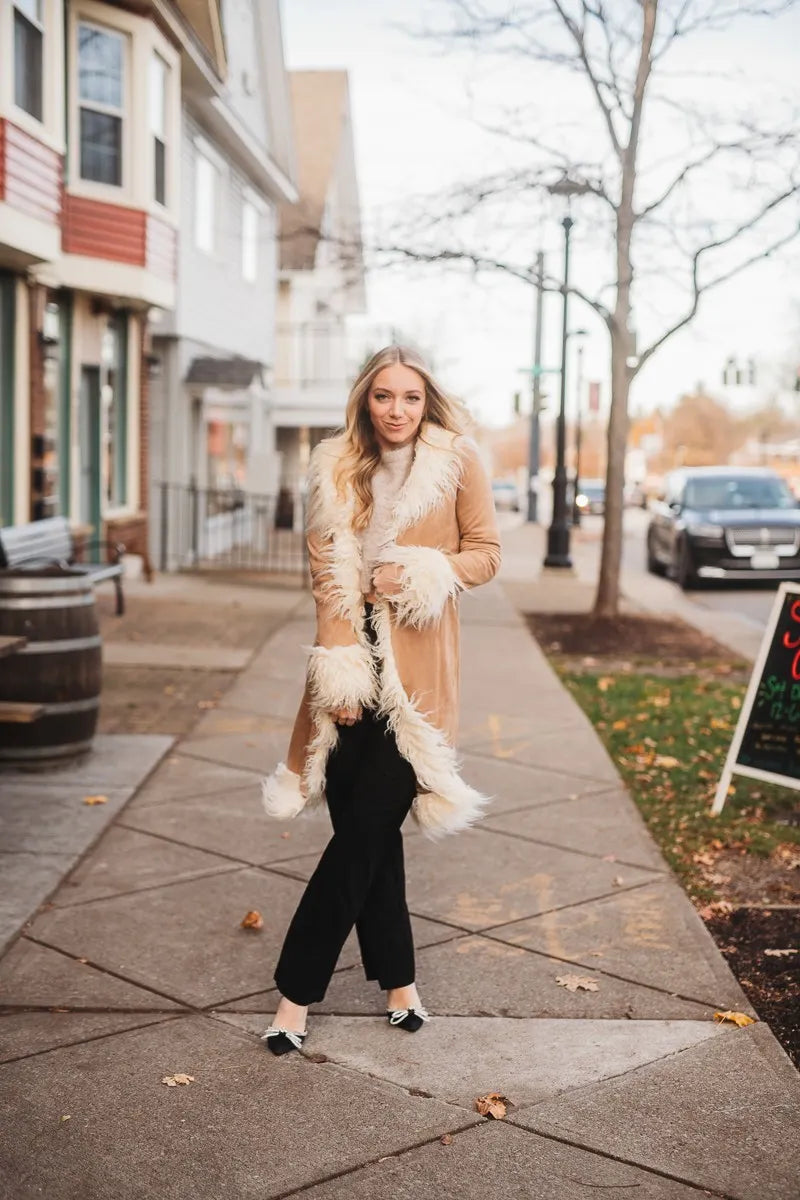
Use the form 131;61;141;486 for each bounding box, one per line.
332;344;471;530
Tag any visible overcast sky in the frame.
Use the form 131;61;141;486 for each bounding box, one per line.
281;0;800;429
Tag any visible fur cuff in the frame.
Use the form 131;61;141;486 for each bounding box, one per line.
306;642;378;711
378;544;462;628
261;762;306;820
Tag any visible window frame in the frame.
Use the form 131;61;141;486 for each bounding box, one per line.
76;17;127;189
12;0;45;123
194;147;218;255
149;50;168;207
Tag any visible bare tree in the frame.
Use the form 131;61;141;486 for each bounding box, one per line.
369;0;800;615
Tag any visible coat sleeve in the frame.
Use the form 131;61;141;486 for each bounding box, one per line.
382;437;502;628
303;446;378;712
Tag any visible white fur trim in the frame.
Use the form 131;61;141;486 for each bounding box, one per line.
306;642;378;711
370;599;491;839
378;544;462;628
261;763;307;821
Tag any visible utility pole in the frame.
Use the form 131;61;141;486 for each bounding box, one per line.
527;251;545;523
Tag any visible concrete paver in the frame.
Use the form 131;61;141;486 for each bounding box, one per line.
482;787;668;870
489;875;757;1012
125;753;263;808
515;1022;800;1200
0;1015;481;1200
0;1012;178;1064
296;1120;712;1200
222;1012;723;1109
0;938;184;1011
291;932;715;1020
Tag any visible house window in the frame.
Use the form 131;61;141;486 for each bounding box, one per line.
78;21;125;186
149;52;168;206
101;313;128;508
13;0;44;121
195;151;216;253
242;200;258;282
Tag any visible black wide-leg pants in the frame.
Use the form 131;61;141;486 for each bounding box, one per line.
273;604;418;1005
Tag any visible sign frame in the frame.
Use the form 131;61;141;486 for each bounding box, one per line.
712;581;800;814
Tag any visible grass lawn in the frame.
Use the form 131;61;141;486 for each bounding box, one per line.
559;668;800;904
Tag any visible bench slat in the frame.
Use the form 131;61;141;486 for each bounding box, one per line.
0;700;46;723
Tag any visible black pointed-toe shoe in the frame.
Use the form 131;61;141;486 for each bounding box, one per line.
260;1025;308;1056
386;1005;431;1032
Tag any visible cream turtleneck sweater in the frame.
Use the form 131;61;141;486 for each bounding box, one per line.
358;438;416;594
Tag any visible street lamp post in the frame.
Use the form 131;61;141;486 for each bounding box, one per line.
527;251;545;522
544;215;574;567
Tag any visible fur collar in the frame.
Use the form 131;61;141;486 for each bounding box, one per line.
309;421;464;542
306;421;465;626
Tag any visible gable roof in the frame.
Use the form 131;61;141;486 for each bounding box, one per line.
279;71;350;271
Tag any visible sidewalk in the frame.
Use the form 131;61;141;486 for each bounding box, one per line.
0;547;798;1199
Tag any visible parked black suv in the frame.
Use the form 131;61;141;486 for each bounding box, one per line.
646;467;800;589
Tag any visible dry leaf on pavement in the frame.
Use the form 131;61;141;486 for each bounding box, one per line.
83;795;108;805
440;1134;453;1145
474;1092;511;1119
612;875;625;886
555;974;599;992
240;910;264;930
162;1073;195;1086
713;1010;756;1027
764;948;797;958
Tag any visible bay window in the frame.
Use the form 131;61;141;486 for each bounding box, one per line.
149;52;168;206
13;0;44;121
78;21;125;186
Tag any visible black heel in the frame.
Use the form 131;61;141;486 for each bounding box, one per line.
386;1006;430;1032
260;1025;308;1055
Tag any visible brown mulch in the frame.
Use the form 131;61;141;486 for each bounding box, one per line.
707;907;800;1068
525;611;744;664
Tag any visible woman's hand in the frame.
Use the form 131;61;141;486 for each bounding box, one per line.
331;704;363;726
371;563;405;597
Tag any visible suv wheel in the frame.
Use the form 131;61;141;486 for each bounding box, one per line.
646;532;666;576
674;538;700;590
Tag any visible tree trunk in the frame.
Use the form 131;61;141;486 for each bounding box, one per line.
593;325;632;617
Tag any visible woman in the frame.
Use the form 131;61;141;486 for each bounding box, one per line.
259;345;501;1055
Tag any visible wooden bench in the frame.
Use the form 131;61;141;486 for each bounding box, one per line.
0;517;126;615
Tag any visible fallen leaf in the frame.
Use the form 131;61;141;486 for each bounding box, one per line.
306;1051;328;1063
161;1073;195;1086
611;875;625;887
440;1133;453;1145
597;677;615;692
651;694;671;708
764;948;798;958
601;853;617;862
83;794;108;806
654;755;680;769
555;974;599;992
240;910;263;930
60;1115;71;1122
280;832;291;839
612;719;628;730
474;1091;511;1119
713;1010;756;1027
710;717;730;730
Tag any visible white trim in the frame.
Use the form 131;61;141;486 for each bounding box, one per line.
0;201;60;264
56;254;176;310
13;278;30;523
126;311;140;512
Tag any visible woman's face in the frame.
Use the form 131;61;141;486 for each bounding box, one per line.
367;364;426;450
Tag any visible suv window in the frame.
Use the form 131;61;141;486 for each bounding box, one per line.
684;476;794;510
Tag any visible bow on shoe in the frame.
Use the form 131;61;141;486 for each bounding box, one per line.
388;1006;430;1025
260;1025;306;1049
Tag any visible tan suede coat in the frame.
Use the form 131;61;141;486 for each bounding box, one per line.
260;420;502;838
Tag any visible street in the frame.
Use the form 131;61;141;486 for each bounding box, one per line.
500;498;779;659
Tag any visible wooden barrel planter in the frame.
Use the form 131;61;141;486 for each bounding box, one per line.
0;567;102;761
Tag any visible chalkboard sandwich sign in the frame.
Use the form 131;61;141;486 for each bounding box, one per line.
713;582;800;814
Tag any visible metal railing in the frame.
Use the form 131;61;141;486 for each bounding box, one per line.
154;482;308;582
